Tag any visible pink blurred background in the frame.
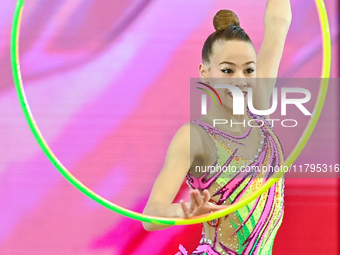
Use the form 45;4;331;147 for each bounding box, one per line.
0;0;339;254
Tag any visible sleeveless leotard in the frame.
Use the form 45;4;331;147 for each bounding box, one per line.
176;109;285;255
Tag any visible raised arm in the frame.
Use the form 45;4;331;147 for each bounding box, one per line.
253;0;292;110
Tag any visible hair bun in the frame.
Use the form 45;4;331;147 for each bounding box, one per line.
213;10;240;31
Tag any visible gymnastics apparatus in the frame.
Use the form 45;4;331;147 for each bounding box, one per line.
10;0;331;226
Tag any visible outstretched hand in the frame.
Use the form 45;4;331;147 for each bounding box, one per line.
179;189;227;219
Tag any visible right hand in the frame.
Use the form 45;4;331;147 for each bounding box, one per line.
179;189;227;219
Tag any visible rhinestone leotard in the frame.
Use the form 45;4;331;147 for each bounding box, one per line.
176;109;285;255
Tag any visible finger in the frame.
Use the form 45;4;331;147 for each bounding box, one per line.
189;190;198;211
180;199;191;218
193;189;204;207
202;189;211;204
207;203;228;212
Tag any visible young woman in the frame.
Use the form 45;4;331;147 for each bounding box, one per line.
143;1;292;254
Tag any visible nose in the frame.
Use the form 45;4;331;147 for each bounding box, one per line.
230;71;247;88
231;79;248;90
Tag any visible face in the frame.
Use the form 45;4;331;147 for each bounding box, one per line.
199;40;257;110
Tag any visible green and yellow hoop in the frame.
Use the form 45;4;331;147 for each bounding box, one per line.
10;0;331;225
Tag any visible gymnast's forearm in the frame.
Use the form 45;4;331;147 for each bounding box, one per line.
142;202;189;231
265;0;292;27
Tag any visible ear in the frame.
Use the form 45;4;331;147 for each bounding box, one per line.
199;62;209;83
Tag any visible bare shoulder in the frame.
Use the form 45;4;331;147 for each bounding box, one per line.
173;122;205;159
144;122;204;205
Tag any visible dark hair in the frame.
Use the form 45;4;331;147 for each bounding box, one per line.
202;10;253;64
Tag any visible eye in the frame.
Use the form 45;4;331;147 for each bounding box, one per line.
245;68;255;74
221;68;233;74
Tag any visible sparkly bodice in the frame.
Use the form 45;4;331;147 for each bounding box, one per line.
185;110;285;255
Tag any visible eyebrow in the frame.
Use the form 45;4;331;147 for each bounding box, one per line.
219;61;256;66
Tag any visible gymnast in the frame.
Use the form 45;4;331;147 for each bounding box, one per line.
143;1;292;254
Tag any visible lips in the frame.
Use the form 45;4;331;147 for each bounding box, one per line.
228;91;247;99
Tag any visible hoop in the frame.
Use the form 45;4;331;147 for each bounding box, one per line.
10;0;331;225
